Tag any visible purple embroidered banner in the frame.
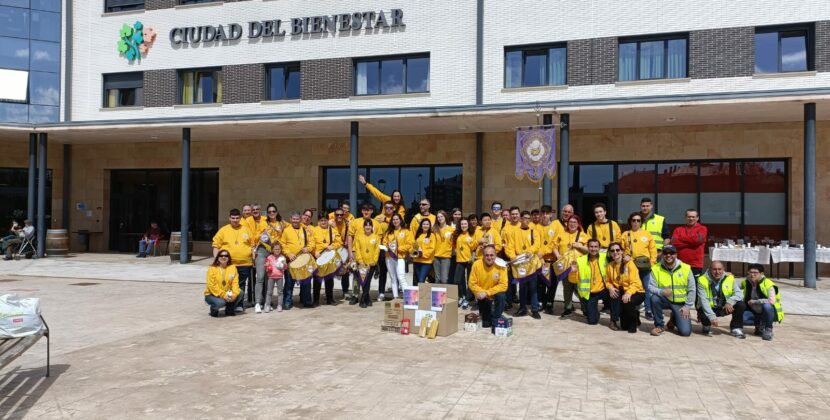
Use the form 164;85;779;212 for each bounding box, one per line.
515;126;556;183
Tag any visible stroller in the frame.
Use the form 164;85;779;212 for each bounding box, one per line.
13;232;36;260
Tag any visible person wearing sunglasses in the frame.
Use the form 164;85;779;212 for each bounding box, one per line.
328;201;355;224
212;208;256;312
490;202;504;231
409;199;436;238
646;245;695;337
606;242;645;333
204;251;241;317
621;211;657;320
373;201;397;301
359;175;407;219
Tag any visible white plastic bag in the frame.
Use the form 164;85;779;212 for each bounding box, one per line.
0;294;43;338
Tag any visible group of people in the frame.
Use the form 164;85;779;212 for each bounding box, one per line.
203;181;784;340
1;219;35;260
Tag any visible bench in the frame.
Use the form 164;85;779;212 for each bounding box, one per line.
0;316;50;377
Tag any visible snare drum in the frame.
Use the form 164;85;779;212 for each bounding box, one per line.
539;260;553;286
553;249;579;283
510;254;541;283
335;248;350;276
316;250;338;280
494;257;508;268
289;253;317;283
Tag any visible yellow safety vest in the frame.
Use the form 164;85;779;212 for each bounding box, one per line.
576;253;607;300
744;277;784;323
650;261;691;304
644;213;666;250
698;273;735;308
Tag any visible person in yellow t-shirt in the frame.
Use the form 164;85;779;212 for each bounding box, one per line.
329;207;351;300
502;207;522;308
536;205;559;315
412;218;436;285
505;211;542;319
586;203;622;250
607;242;645;333
352;219;380;308
489;202;504;231
328;201;355;224
204;250;241;317
280;212;316;309
432;211;455;284
212;208;256;312
246;203;271;314
552;204;574;238
409;198;436;238
453;218;475;309
312;215;342;306
468;244;508;334
383;213;413;299
554;214;588;318
373;201;397;301
472;213;502;260
241;204;252;219
620;211;658;321
575;239;614;327
359;175;407;219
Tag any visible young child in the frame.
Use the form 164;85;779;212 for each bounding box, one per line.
265;242;287;312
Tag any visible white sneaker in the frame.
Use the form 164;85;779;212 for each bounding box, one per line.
254;304;262;313
378;293;385;302
264;305;271;313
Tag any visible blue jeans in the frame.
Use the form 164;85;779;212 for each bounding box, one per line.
743;303;776;328
138;239;155;255
582;289;620;325
638;268;652;315
205;295;241;312
649;294;692;336
283;269;294;306
413;262;431;285
453;261;471;301
235;266;252;308
478;292;506;328
518;274;540;312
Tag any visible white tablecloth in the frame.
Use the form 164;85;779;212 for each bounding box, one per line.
769;247;830;264
709;247;772;265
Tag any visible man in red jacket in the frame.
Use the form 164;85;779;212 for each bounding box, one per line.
671;209;708;277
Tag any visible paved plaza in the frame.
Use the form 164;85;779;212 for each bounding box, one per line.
1;256;830;419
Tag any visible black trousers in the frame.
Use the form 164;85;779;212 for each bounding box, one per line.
312;277;334;304
360;266;377;304
699;300;746;330
377;250;387;294
620;292;645;331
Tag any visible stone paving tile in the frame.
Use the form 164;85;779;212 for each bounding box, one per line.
2;275;830;419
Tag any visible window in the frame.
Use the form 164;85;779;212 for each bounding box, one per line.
0;168;52;232
28;70;58;105
265;63;300;101
618;35;687;81
178;68;222;104
504;44;567;88
29;9;59;42
105;0;144;13
31;1;61;12
354;54;429;96
322;165;462;220
178;0;220;5
0;6;29;38
755;25;813;74
0;36;29;70
29;40;59;72
103;72;143;107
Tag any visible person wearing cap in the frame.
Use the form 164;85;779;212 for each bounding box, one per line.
640;197;670;252
2;219;34;260
696;261;746;338
647;244;696;337
468;244;508;334
742;264;784;341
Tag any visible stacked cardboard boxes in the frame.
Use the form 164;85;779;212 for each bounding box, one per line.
402;283;459;337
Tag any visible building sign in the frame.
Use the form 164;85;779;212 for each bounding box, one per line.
169;9;404;45
117;21;157;62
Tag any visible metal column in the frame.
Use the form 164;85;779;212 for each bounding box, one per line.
804;103;816;288
180;128;190;264
62;144;70;229
27;133;36;222
542;114;553;206
475;133;483;214
558;114;570;210
349;122;359;212
36;133;47;258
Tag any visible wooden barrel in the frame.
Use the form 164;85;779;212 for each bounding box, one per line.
45;229;69;257
169;231;193;262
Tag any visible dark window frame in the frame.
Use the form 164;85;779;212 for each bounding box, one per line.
104;0;144;13
177;67;222;105
264;62;301;101
102;71;144;108
754;23;815;73
503;43;568;88
178;0;221;5
353;53;430;96
617;33;689;81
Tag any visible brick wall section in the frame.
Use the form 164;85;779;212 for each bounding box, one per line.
143;69;177;107
567;37;616;86
145;0;176;11
689;27;754;79
815;21;830;72
222;64;264;104
301;58;353;100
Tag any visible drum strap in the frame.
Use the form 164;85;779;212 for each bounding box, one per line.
302;228;308;247
328;227;333;244
591;222;614;242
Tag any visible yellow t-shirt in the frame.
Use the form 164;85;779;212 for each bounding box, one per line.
505;226;540;260
468;259;508;298
313;226;342;255
586;220;622;249
353;232;380;266
409;213;437;237
212;224;255;266
383;228;414;258
280;225;314;259
535;223;558;260
433;225;455;259
454;231;475;263
589;257;607;294
472;227;502;259
621;230;657;265
204;265;240;299
412;232;436;264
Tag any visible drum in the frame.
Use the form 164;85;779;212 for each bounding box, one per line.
494;257;508;268
289;253;317;283
316;250;338;280
553;249;579;280
335;248;350;276
510;254;540;282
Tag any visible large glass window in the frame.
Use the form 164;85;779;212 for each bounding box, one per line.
0;102;28;123
0;6;29;38
105;0;144;13
178;68;222;104
0;167;52;231
31;0;60;12
103;72;143;107
28;103;57;122
504;44;567;88
570;160;788;244
354;54;429;96
755;25;812;74
618;35;687;81
28;70;58;105
29;40;59;72
322;165;463;220
0;36;29;70
29;9;59;42
265;63;300;101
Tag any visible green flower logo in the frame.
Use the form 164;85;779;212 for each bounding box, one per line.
118;21;155;62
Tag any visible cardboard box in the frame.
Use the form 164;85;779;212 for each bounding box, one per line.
402;283;459;337
494;316;513;337
381;325;402;333
380;299;404;333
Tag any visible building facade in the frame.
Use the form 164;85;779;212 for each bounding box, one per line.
0;0;827;266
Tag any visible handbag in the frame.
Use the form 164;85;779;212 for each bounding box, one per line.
628;233;652;269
